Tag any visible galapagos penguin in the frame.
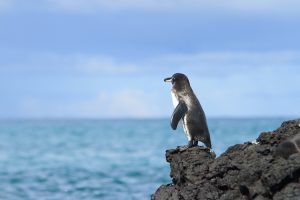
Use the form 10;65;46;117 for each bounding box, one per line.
164;73;212;149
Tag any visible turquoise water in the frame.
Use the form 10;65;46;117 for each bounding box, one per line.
0;118;288;199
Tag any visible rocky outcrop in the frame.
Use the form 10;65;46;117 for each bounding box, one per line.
152;119;300;200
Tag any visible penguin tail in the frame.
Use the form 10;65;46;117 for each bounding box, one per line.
205;134;212;149
205;141;212;149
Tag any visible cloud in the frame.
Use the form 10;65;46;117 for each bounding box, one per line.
1;0;300;15
77;90;160;118
42;0;300;15
75;55;139;74
0;53;141;75
2;50;300;77
146;51;300;78
0;0;13;12
19;90;162;118
159;51;300;66
46;0;172;12
189;65;300;117
2;50;300;118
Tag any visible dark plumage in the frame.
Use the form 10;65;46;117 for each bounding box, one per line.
164;73;212;148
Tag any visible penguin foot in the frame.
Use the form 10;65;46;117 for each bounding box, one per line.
178;141;198;151
179;146;189;151
188;140;198;147
193;141;198;147
188;141;194;148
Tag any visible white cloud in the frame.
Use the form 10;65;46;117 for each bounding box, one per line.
44;0;300;14
4;50;300;118
1;53;141;75
19;90;161;118
75;55;139;74
189;65;300;117
77;90;159;118
0;0;13;11
148;51;300;78
3;50;300;78
2;0;299;14
46;0;172;12
4;50;300;76
160;51;300;65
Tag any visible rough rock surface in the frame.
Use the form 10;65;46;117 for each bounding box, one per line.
152;119;300;200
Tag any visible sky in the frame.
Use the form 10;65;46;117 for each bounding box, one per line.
0;0;300;119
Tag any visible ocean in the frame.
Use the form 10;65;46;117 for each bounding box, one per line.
0;118;289;200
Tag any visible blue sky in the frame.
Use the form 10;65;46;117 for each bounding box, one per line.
0;0;300;118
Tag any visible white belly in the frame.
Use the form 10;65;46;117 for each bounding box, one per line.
171;91;179;108
170;91;191;141
183;116;192;141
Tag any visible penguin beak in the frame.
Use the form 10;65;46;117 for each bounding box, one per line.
164;77;173;83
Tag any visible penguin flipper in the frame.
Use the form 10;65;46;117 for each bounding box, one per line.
170;101;187;130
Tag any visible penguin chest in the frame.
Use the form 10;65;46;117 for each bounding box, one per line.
170;91;191;140
171;91;179;108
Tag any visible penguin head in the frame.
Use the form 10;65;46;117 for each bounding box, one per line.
164;73;190;91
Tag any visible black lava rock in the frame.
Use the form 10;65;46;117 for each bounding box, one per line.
152;119;300;200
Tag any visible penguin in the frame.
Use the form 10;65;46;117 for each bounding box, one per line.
164;73;212;149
